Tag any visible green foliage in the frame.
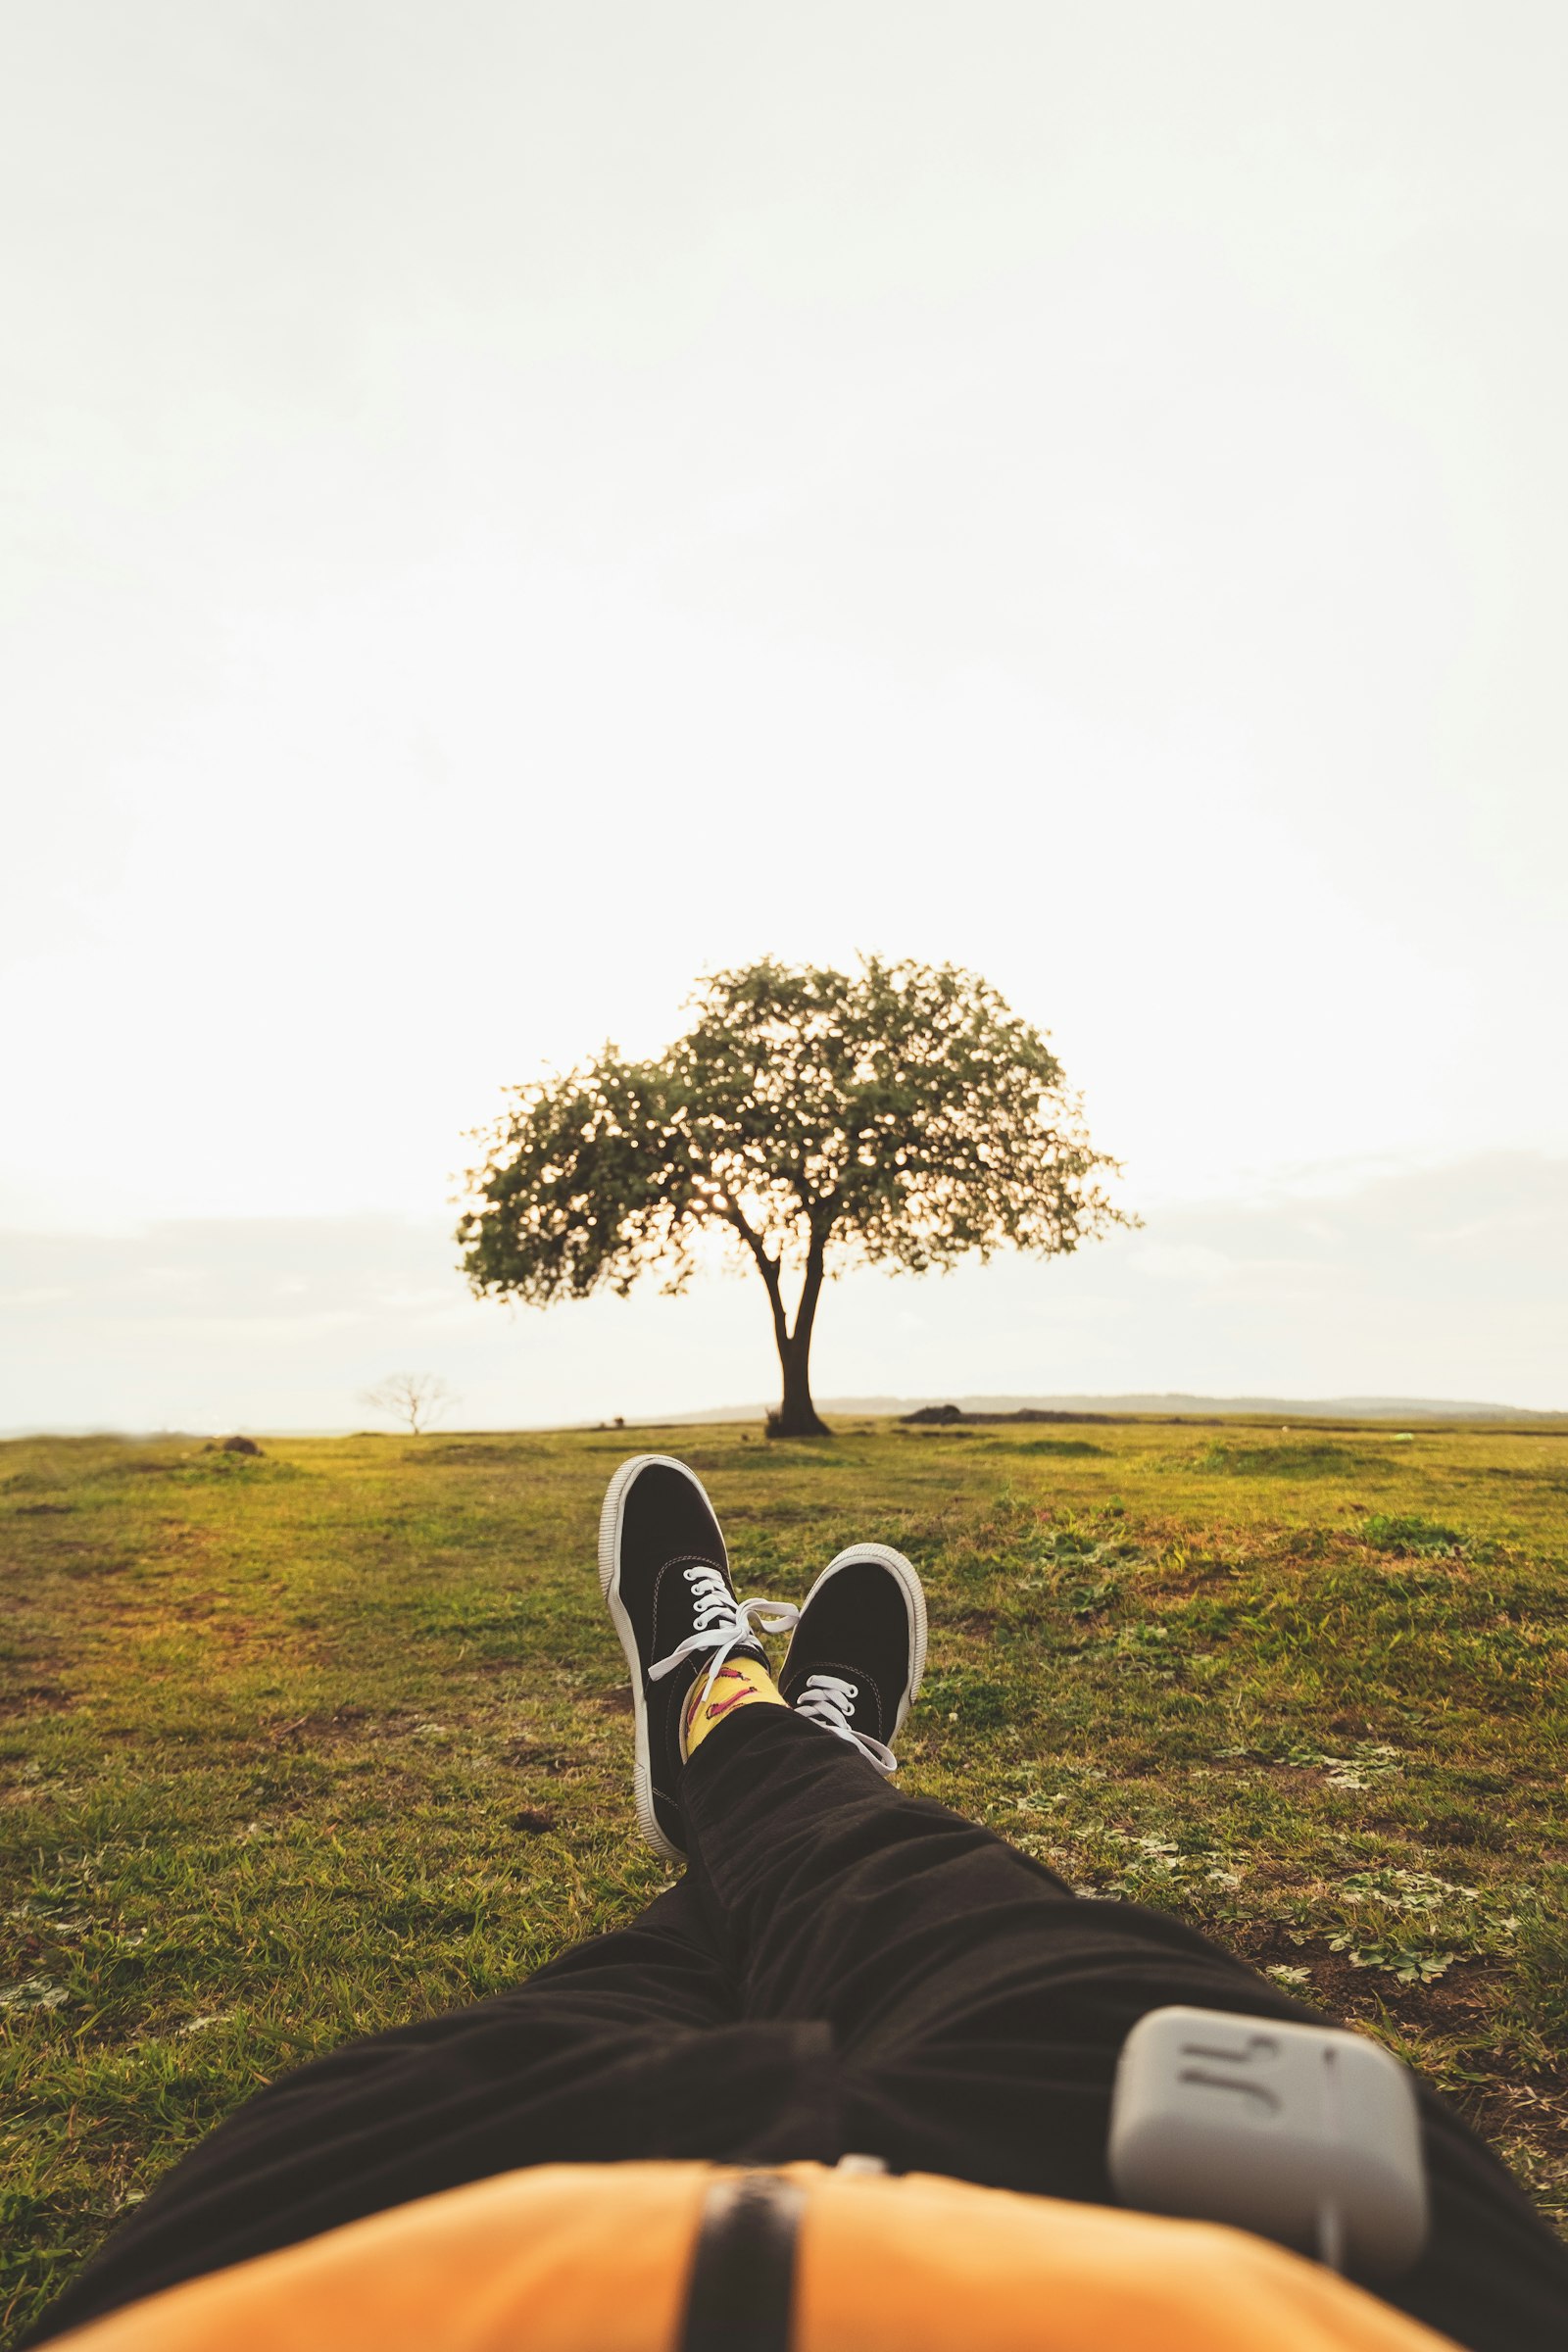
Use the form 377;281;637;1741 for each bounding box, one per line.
461;956;1124;1299
1278;1741;1403;1788
3;1419;1567;2338
457;958;1131;1430
1199;1442;1369;1478
1327;1936;1459;1985
1324;1864;1523;1989
168;1452;300;1486
1362;1512;1468;1554
920;1667;1011;1730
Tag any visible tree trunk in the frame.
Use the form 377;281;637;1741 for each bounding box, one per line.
766;1237;830;1438
729;1211;833;1439
770;1332;829;1438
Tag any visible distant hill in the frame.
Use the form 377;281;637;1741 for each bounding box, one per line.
643;1392;1564;1426
18;1393;1561;1444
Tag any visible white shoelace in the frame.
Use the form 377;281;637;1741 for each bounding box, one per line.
647;1563;800;1714
792;1672;899;1776
646;1564;900;1774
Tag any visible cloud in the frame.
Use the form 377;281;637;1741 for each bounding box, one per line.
1;1152;1562;1432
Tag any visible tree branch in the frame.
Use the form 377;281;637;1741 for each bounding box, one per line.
723;1203;790;1363
787;1217;831;1352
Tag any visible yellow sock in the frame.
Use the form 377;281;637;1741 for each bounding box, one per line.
682;1656;786;1759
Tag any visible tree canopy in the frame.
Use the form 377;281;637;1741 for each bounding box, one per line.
458;956;1132;1434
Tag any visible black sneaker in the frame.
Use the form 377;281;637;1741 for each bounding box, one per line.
777;1544;927;1775
598;1454;791;1859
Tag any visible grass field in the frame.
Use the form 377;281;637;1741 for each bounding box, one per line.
4;1417;1568;2339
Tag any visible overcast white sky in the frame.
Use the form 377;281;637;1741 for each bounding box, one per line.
4;3;1566;1424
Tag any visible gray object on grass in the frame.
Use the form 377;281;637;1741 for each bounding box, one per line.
1108;2005;1428;2279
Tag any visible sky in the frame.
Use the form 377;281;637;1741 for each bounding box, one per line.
4;2;1566;1427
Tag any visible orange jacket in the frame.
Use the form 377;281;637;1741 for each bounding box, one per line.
56;2160;1458;2352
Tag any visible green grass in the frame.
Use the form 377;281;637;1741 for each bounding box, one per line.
4;1418;1568;2338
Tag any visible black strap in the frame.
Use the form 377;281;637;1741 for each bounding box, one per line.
677;2171;805;2352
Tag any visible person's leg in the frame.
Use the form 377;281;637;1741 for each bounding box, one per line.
29;1453;853;2346
680;1700;1568;2352
27;1876;832;2346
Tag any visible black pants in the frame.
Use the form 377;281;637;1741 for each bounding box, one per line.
32;1706;1568;2350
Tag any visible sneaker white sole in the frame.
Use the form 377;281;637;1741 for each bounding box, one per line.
788;1542;928;1744
597;1452;728;1864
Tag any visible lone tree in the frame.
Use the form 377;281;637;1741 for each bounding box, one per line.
458;957;1132;1439
361;1372;457;1437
